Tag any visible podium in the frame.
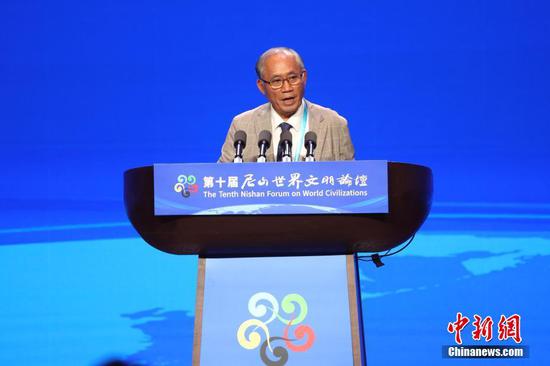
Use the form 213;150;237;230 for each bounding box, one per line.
124;161;432;365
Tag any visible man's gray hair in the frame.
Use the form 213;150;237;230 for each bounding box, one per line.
255;47;305;79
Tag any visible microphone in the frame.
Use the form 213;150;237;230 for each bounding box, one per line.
280;130;293;162
257;130;272;163
304;131;317;162
233;130;247;163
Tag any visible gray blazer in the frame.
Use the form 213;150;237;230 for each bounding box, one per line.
218;100;355;162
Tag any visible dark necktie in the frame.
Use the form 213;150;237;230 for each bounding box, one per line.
277;122;292;162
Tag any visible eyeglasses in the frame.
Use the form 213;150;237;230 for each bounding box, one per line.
260;71;304;90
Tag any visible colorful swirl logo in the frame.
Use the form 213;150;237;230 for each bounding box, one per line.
237;292;315;366
173;174;198;198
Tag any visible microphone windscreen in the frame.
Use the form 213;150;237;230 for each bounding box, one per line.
280;130;292;144
258;130;272;148
304;131;317;148
234;130;247;148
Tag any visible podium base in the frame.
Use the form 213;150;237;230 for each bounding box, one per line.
192;254;366;365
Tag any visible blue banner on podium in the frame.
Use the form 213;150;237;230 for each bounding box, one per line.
154;160;388;216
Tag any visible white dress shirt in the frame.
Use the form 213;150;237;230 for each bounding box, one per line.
270;99;310;161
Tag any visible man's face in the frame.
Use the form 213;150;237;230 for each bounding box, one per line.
256;53;307;119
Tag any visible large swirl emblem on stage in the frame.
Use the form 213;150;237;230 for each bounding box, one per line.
237;292;315;365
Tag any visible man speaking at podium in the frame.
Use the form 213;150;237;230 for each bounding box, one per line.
219;47;355;162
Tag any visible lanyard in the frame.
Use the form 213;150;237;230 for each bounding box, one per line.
293;103;308;162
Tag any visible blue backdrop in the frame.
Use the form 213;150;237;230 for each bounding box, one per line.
1;1;549;365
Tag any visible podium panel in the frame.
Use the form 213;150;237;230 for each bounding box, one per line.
193;255;365;365
124;162;433;256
